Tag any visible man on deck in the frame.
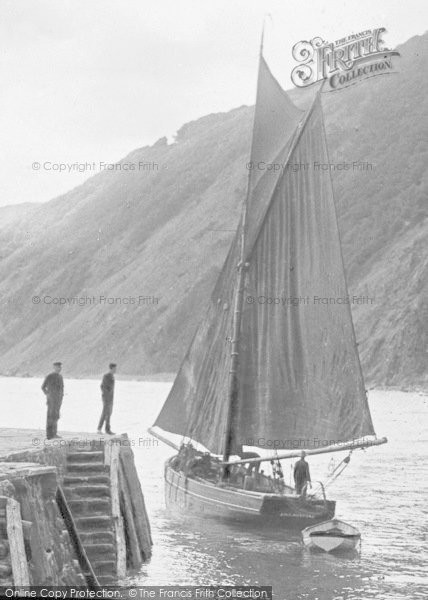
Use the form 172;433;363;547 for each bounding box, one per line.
97;363;117;435
294;450;311;497
41;361;64;440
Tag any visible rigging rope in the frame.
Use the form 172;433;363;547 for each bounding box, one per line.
305;451;353;499
323;451;352;488
270;451;285;492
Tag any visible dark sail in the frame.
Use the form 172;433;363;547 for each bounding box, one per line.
234;97;374;450
152;57;375;454
248;57;303;189
245;57;303;251
151;231;239;452
152;57;302;453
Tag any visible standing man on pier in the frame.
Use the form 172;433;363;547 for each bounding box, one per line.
41;361;64;440
97;363;116;435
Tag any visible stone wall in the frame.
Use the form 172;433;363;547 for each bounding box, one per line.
0;434;152;586
0;463;86;586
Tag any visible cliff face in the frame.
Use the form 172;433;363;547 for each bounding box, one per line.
0;34;427;388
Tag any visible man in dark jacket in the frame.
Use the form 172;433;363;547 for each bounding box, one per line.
294;450;311;497
97;363;117;434
41;361;64;439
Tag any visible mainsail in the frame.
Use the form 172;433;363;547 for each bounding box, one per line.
152;54;375;456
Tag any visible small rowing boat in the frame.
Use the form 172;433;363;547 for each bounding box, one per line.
302;519;361;552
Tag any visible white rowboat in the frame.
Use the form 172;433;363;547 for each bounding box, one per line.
302;519;361;552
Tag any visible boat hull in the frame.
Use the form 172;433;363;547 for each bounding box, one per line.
302;519;361;552
164;460;335;530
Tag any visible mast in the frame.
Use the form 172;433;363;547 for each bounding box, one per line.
222;79;326;475
221;28;266;475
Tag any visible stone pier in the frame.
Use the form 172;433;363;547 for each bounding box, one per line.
0;429;152;587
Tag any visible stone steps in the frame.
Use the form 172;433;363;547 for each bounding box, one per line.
67;499;111;515
64;475;110;486
74;515;112;532
98;574;116;586
79;531;115;545
92;559;116;575
84;543;116;559
62;445;118;586
67;451;104;463
65;462;108;474
63;484;111;499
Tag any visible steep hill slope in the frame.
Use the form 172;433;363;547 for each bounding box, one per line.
0;33;427;387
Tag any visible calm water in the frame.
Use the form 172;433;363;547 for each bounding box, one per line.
1;377;427;599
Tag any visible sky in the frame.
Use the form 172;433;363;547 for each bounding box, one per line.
0;0;426;207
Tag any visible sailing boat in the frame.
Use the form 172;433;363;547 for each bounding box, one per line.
149;40;387;530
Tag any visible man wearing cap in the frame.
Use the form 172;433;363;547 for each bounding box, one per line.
41;362;64;439
97;363;117;435
294;450;312;497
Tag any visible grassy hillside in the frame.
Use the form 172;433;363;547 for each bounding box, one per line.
0;33;426;388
